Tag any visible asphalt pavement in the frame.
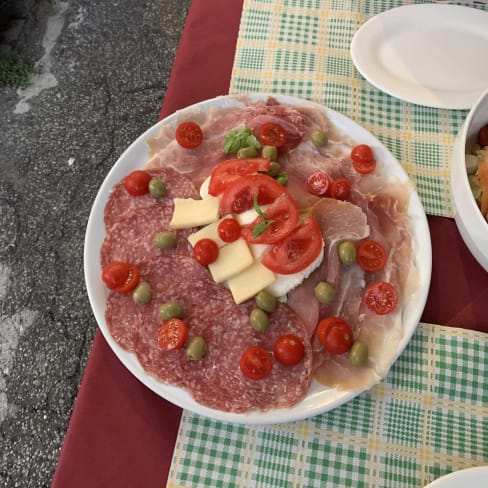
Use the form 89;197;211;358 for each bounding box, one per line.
0;0;190;485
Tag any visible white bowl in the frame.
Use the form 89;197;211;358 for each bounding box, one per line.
450;87;488;272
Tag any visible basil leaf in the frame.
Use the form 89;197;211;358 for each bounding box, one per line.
253;195;267;220
223;128;260;154
252;221;270;239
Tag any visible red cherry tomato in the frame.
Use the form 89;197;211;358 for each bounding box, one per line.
479;124;488;147
208;158;270;196
351;144;376;174
356;239;387;272
364;281;398;315
220;174;286;215
157;318;188;350
262;216;323;275
329;178;351;200
192;238;219;266
307;171;331;196
240;346;273;380
123;170;152;196
242;193;300;245
316;317;354;355
273;334;305;366
218;218;241;243
101;262;140;293
258;123;287;147
175;121;203;149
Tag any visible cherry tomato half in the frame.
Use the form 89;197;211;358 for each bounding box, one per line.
479;124;488;147
123;170;152;196
193;238;219;266
356;239;387;272
218;218;241;243
175;121;203;149
157;318;189;350
101;262;140;293
329;178;351;200
316;317;354;355
351;144;376;174
307;171;331;197
240;345;273;380
273;334;305;366
258;123;287;147
364;281;398;315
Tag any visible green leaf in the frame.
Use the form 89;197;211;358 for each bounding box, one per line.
252;221;270;239
223;128;260;154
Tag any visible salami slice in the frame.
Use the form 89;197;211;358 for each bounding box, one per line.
104;167;198;228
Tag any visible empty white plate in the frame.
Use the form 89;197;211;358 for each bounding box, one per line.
424;466;488;487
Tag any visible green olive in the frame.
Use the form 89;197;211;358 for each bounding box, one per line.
314;281;336;304
268;161;281;177
262;145;278;161
276;172;288;186
132;282;152;305
159;301;184;320
148;178;167;198
255;290;277;313
349;340;369;367
186;336;206;360
153;231;177;249
250;308;269;332
310;129;328;147
338;241;356;265
237;147;258;159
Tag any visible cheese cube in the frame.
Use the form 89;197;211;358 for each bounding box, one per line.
228;261;276;304
188;218;229;248
208;239;254;283
170;196;220;229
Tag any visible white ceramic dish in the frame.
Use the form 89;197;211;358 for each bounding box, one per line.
424;466;488;487
450;87;488;272
350;4;488;109
84;94;432;424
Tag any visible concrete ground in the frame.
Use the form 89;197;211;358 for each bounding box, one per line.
0;0;190;485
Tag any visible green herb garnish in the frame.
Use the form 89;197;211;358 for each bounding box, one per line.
252;195;275;239
223;128;260;154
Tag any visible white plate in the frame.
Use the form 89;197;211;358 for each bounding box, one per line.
84;94;432;424
350;4;488;109
425;466;488;487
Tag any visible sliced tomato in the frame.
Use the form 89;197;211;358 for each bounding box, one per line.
193;239;219;265
364;281;398;315
258;123;287;147
329;178;351;200
219;174;286;215
262;216;323;275
208;158;270;196
240;345;273;380
307;171;331;196
175;121;203;149
102;262;140;293
242;193;300;244
217;218;241;243
273;334;305;366
357;239;387;272
123;170;152;196
351;144;376;174
157;318;188;350
316;317;354;355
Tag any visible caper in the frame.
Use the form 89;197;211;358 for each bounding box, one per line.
153;231;177;249
186;336;206;360
250;308;269;332
255;290;277;313
338;241;356;265
349;340;369;367
310;129;328;147
314;281;336;304
159;301;184;320
276;172;288;186
268;161;281;177
148;178;167;198
237;147;258;159
262;145;278;161
132;282;152;305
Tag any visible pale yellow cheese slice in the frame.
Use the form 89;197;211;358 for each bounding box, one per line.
187;218;230;248
170;196;220;229
228;261;276;304
208;239;254;283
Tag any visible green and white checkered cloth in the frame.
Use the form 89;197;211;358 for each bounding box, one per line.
167;323;488;487
228;0;487;217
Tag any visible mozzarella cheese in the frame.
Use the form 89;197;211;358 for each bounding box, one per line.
228;261;276;304
208;238;254;283
170;196;220;228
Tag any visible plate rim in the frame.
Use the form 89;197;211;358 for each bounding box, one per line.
424;465;488;487
84;93;432;424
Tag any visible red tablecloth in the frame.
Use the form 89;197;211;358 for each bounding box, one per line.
51;0;488;486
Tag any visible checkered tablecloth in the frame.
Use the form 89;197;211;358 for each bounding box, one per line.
167;323;488;488
228;0;487;218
